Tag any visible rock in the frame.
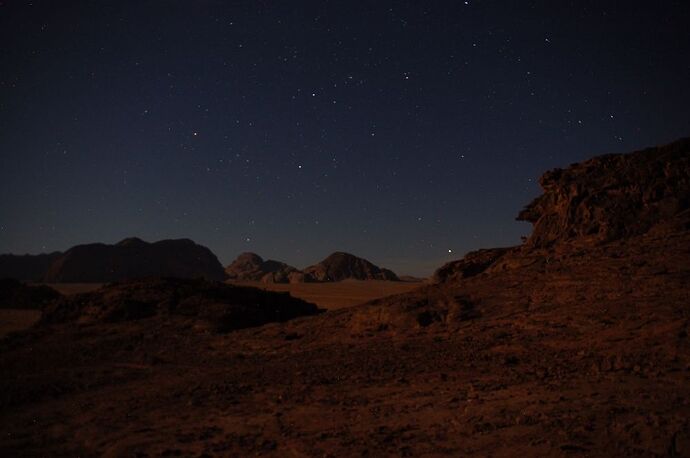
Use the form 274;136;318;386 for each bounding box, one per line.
517;137;690;248
42;238;227;282
40;277;322;332
0;278;62;309
303;252;399;282
433;248;512;283
225;252;298;283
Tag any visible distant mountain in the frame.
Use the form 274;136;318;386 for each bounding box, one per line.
302;252;399;282
0;252;62;282
225;251;401;283
40;237;227;282
224;252;299;283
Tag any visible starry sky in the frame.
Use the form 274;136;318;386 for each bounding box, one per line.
1;1;689;276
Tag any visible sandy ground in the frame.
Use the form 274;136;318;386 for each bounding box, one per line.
0;309;41;337
38;283;103;295
228;279;424;310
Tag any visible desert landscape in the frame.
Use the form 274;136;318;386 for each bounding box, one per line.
1;138;689;456
3;2;689;456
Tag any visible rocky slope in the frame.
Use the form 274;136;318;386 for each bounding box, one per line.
0;279;61;310
433;247;512;283
1;138;689;456
40;277;321;332
302;252;399;282
42;237;227;282
224;252;299;283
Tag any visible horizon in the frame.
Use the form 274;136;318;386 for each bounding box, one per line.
2;2;689;277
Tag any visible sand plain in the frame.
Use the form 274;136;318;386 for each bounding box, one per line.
228;279;424;310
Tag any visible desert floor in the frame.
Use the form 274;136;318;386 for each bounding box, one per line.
0;280;422;338
227;279;424;310
0;309;41;337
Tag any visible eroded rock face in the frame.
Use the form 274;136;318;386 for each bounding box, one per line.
433;248;512;284
40;277;321;332
303;252;399;282
42;238;227;283
517;137;690;248
224;252;299;283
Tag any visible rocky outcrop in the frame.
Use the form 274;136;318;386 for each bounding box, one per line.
517;137;690;248
224;252;299;283
0;253;62;282
226;252;401;283
43;238;227;283
40;277;321;332
433;247;512;283
302;252;399;282
0;279;61;309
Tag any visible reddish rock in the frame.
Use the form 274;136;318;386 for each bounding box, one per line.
517;137;690;248
303;252;400;282
43;237;227;282
225;252;299;283
40;277;321;332
433;247;512;283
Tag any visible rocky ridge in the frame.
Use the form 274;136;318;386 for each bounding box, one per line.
224;252;299;284
40;277;321;332
0;238;227;283
226;251;400;283
44;238;226;282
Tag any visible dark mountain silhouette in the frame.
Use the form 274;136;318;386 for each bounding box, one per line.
0;252;62;282
224;252;299;283
302;252;399;282
42;237;226;282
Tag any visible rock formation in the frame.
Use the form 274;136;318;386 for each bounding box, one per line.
302;252;399;282
226;251;401;283
41;277;321;332
0;252;62;282
517;137;690;248
43;237;227;282
433;247;512;283
352;137;690;331
0;279;61;309
224;252;299;283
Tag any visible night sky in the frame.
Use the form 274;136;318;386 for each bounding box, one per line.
1;1;688;276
